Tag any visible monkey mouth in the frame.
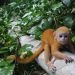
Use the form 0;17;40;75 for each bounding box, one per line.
60;41;67;44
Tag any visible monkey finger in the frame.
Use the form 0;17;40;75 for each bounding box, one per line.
69;58;73;62
67;57;71;62
52;66;56;71
50;65;56;73
72;59;74;61
50;68;56;73
51;59;56;64
66;58;71;63
70;57;74;61
51;69;56;73
68;57;74;62
68;58;72;63
70;58;74;62
51;64;56;69
65;59;67;64
65;57;74;63
65;58;70;63
52;67;56;71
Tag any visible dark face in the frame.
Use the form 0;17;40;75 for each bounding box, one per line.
57;32;69;45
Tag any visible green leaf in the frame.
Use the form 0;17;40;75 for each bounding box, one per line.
61;0;71;7
42;18;54;30
63;16;73;28
1;47;8;50
42;19;50;30
0;50;9;54
9;21;21;26
0;64;15;75
8;2;16;7
72;36;75;42
0;7;3;13
18;44;33;57
0;59;14;67
34;31;43;40
27;26;37;34
71;8;75;13
51;2;63;11
33;16;43;23
22;12;32;18
27;26;43;35
28;15;43;26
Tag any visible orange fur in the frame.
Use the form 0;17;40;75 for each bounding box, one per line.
6;26;75;65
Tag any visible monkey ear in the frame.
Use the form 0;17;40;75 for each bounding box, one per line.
53;31;56;39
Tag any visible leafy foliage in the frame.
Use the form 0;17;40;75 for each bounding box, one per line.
0;0;75;75
18;44;33;57
0;64;15;75
0;59;14;75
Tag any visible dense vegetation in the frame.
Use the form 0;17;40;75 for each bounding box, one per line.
0;0;75;75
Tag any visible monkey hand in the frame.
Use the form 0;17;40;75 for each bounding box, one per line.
49;63;56;73
65;57;74;64
47;59;56;73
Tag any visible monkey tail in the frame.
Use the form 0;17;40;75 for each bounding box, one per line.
6;46;44;64
6;55;16;60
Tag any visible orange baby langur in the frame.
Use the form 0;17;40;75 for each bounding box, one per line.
6;26;75;73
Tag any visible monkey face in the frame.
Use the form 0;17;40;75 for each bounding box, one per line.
57;32;69;45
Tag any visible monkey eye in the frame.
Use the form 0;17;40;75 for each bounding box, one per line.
65;35;68;38
59;35;62;38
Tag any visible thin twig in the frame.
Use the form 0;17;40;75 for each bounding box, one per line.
58;9;67;20
54;17;57;28
12;32;20;75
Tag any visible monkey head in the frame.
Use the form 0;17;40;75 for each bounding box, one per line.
53;26;72;45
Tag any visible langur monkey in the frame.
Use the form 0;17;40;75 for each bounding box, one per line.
6;26;75;73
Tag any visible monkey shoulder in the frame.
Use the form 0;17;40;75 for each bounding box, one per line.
51;41;62;50
41;29;54;38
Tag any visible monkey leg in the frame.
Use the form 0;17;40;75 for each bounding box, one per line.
44;44;56;73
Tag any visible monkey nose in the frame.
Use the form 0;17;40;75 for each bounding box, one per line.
61;38;65;41
61;39;65;42
62;39;64;41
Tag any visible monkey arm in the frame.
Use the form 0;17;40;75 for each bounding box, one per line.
52;50;68;59
44;44;56;73
44;44;51;65
51;43;68;59
51;45;74;63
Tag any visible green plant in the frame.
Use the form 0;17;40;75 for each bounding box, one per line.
0;0;75;75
